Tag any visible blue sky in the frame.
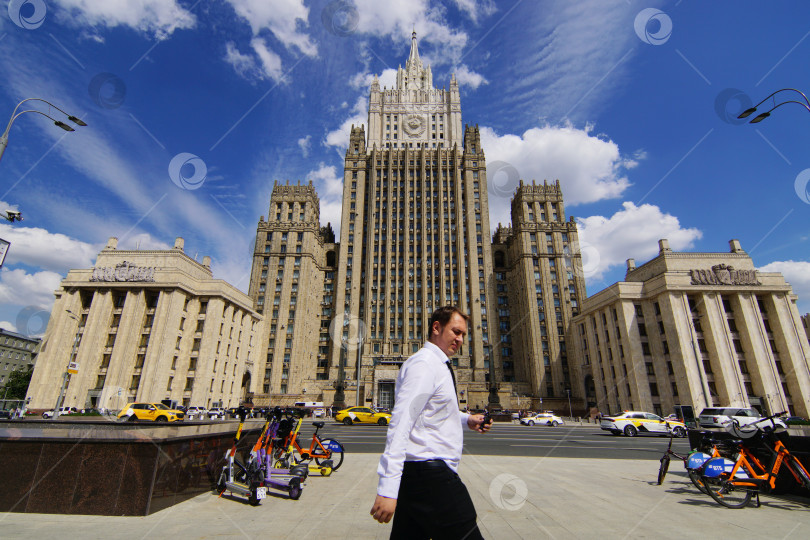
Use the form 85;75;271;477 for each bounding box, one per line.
1;0;809;337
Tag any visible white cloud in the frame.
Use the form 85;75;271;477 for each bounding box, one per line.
306;163;343;234
250;37;284;81
349;0;469;65
226;0;317;56
577;202;702;280
349;68;397;90
0;268;63;311
451;0;497;23
324;97;367;150
0;321;17;332
53;0;195;39
224;41;262;80
117;233;172;251
298;135;312;157
481;124;634;229
453;64;487;89
0;221;98;272
758;260;810;313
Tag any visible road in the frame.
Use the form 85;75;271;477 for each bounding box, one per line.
298;421;691;460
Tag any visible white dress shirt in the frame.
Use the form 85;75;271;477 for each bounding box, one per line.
376;341;470;498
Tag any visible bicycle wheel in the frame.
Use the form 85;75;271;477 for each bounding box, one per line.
702;476;754;508
688;470;709;494
657;454;671;485
315;438;344;471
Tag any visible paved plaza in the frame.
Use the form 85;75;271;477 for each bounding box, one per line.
2;452;808;539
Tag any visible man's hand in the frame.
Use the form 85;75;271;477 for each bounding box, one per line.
467;413;492;433
370;494;397;523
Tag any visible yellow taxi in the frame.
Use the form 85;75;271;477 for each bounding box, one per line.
335;406;392;426
118;402;186;422
600;411;687;437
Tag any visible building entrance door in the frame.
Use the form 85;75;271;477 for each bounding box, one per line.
378;382;395;410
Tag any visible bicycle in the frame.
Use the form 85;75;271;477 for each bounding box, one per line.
699;411;810;508
274;409;345;472
657;424;728;494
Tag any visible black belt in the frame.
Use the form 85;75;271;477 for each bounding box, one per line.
404;459;448;471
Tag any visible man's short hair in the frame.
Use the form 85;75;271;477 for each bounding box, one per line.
428;305;469;337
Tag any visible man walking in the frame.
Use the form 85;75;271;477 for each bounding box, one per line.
370;306;490;539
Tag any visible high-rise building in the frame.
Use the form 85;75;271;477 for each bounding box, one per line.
0;328;40;394
247;33;588;411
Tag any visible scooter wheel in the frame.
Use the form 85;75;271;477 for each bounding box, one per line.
216;473;227;495
320;467;332;477
288;477;302;500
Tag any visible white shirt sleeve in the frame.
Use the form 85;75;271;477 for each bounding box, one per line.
376;355;434;498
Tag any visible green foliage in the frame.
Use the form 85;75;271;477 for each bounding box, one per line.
3;366;33;400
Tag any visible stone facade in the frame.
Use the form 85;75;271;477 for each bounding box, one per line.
246;33;588;411
491;180;588;412
570;239;810;418
27;237;262;411
0;329;40;391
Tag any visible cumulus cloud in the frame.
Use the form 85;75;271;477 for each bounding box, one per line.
0;268;63;310
576;202;702;280
324;97;368;150
758;260;810;313
0;321;17;332
226;0;317;56
481;123;635;229
224;41;262;79
0;221;98;272
451;0;497;23
349;68;397;90
452;64;487;89
53;0;195;39
298;135;312;157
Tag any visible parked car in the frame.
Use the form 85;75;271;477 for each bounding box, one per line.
335;406;392;425
697;407;786;430
42;407;79;418
207;407;226;419
520;412;564;427
185;406;207;419
600;411;687;437
785;416;808;425
0;410;12;420
117;402;185;422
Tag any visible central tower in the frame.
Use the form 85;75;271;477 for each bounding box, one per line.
366;31;463;150
331;32;497;410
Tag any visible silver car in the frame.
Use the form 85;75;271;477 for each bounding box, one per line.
698;407;786;430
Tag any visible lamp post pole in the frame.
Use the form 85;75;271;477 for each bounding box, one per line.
53;310;80;420
0;97;87;163
566;388;573;421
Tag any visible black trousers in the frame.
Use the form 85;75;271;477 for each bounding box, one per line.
390;460;484;540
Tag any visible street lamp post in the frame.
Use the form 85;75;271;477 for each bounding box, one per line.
737;88;810;124
53;310;80;420
566;388;573;421
483;340;500;410
0;98;87;163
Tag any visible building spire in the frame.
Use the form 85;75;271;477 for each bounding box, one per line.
407;29;421;70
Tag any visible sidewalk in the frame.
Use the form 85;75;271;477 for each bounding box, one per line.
1;453;808;539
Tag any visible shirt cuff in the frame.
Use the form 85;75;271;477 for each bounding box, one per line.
377;475;401;499
460;411;470;429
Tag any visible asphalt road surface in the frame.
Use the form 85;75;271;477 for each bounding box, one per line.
298;421;691;460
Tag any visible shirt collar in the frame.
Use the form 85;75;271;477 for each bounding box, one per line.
424;341;450;363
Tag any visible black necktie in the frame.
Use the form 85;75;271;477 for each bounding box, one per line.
446;361;458;398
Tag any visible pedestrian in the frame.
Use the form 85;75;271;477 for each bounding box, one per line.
370;306;491;539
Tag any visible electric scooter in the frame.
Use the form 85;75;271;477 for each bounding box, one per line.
250;407;305;499
216;406;266;505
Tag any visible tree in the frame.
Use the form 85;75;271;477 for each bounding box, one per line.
4;366;33;400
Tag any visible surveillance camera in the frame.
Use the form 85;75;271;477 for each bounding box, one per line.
4;210;22;222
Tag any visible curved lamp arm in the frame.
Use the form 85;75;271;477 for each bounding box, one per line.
738;88;810;120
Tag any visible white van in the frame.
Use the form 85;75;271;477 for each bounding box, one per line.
294;401;326;418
